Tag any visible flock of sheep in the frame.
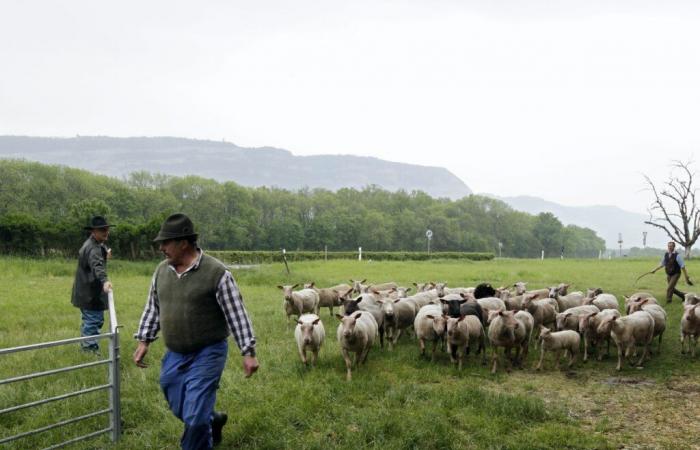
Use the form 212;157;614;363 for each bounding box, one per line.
277;280;700;380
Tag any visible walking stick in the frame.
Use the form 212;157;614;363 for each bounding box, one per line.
634;271;654;285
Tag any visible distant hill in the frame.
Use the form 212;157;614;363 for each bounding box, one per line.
491;195;667;250
0;136;472;199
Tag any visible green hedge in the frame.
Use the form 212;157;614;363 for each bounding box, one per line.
209;250;494;264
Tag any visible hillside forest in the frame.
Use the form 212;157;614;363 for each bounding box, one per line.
0;160;605;259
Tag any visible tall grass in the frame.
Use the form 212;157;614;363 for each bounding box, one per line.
1;256;695;449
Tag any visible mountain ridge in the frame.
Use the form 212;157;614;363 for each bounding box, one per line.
0;136;472;199
488;194;666;249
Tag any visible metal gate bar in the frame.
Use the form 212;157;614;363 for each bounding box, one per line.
0;291;121;448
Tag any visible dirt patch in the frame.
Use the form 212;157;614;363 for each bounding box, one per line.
602;377;656;387
484;371;700;449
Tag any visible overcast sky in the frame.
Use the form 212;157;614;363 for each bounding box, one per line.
1;1;698;214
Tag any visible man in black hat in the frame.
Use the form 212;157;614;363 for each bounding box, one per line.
71;215;114;353
133;213;258;449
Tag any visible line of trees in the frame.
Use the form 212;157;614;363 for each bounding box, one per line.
0;159;606;259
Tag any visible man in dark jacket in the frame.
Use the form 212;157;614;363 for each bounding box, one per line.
71;215;114;352
651;241;693;303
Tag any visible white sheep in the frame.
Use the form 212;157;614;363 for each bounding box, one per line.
555;305;600;332
278;284;320;324
623;292;656;314
681;304;700;356
549;287;584;311
446;315;487;369
475;296;507;323
596;311;655;371
684;293;700;306
304;282;349;316
628;299;667;354
412;282;436;293
583;293;619;311
521;295;558;339
535;326;580;370
336;311;378;381
577;309;620;361
349;278;368;294
377;298;417;349
414;304;448;361
294;314;325;366
487;309;532;374
407;289;441;309
435;282;472;298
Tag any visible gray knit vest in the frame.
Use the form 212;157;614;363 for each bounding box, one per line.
156;254;229;353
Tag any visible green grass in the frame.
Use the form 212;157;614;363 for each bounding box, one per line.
1;256;697;449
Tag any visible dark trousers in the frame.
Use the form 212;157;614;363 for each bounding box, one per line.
666;273;685;303
160;340;228;450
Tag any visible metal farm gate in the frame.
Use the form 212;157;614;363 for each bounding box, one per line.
0;292;121;448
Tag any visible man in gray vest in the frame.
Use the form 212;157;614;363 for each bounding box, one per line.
651;241;693;303
133;213;258;449
71;215;114;353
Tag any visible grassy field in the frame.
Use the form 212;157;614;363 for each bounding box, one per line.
1;256;699;449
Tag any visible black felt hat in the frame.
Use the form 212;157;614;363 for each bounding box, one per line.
84;215;114;230
153;213;198;242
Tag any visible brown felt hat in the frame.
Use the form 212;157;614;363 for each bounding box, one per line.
153;213;198;242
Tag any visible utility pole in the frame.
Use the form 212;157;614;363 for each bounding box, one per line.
426;229;433;256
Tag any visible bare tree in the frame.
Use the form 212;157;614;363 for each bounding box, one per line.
644;160;699;258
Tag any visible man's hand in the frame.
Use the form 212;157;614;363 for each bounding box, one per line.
133;341;150;368
242;356;259;378
103;281;113;293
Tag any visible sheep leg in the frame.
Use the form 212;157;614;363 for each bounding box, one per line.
457;346;464;371
555;350;562;370
536;346;545;370
447;341;456;364
298;346;308;365
342;348;353;381
583;336;589;362
491;346;499;374
379;325;385;349
360;346;371;365
657;333;663;356
636;342;649;367
311;349;318;366
479;336;488;365
616;343;624;371
681;333;687;355
430;340;438;362
568;348;576;368
419;338;426;356
393;329;402;345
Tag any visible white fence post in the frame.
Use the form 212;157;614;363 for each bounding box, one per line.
358;247;362;261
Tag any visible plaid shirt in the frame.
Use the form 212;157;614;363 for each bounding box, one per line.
134;251;256;357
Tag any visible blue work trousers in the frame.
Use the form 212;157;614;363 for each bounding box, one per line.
160;340;228;450
80;308;104;350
